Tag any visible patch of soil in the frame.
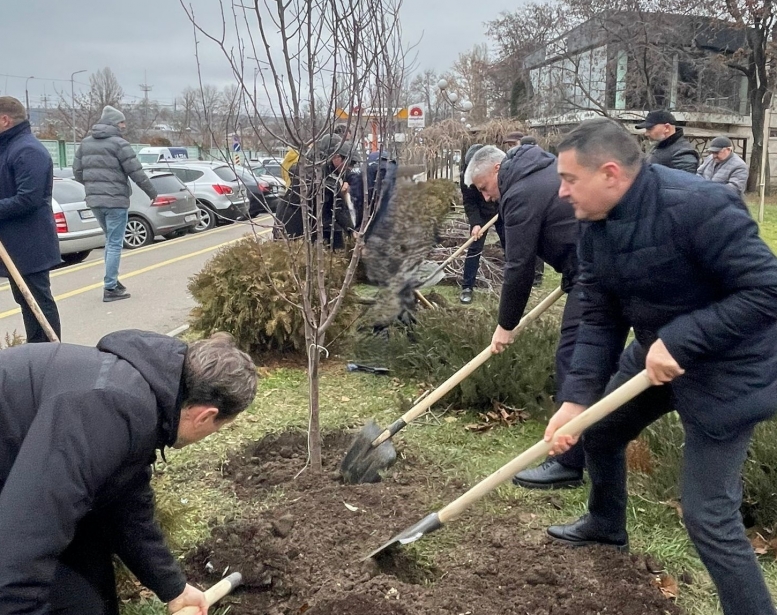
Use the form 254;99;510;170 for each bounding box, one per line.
185;430;683;615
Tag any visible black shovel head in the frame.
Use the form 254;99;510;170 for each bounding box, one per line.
340;420;397;484
363;512;443;560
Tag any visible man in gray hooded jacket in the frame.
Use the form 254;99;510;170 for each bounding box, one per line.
73;106;157;302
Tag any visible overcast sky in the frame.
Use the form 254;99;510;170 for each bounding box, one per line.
0;0;513;109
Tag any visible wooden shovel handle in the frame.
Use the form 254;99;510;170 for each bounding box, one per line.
0;239;59;342
372;286;564;447
173;572;243;615
437;370;652;524
420;214;499;286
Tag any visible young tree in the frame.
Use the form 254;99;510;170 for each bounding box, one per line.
181;0;405;472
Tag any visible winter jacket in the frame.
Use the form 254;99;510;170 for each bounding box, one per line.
497;145;579;330
697;152;749;195
275;162;353;243
0;120;59;277
460;164;498;229
560;164;777;438
0;330;190;613
646;128;700;174
73;123;157;209
362;154;397;240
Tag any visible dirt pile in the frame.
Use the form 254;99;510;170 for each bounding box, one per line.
184;430;683;614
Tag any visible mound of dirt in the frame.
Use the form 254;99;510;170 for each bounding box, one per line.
184;430;683;615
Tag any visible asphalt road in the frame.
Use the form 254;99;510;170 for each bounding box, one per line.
0;215;273;347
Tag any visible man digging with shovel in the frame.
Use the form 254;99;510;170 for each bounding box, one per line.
544;118;777;615
0;330;258;615
464;143;589;490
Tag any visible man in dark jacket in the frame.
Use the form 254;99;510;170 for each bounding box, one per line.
275;136;354;249
74;106;158;302
636;110;700;173
545;118;777;615
0;97;61;343
458;144;502;304
0;329;258;615
465;144;587;488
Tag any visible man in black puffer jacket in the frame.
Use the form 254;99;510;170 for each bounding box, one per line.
636;110;700;173
465;144;587;488
0;330;258;615
545;118;777;615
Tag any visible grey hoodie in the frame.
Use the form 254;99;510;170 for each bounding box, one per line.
73;123;157;208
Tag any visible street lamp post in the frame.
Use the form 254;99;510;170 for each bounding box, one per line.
70;69;87;147
25;76;34;119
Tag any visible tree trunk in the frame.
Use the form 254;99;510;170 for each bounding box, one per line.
306;325;323;472
748;77;766;193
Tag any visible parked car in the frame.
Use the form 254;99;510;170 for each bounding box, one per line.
251;161;284;182
147;161;251;233
125;171;199;248
233;166;281;215
137;146;189;165
51;178;105;265
249;163;286;195
53;168;75;179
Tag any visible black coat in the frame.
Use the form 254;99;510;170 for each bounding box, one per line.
646;128;700;174
0;120;60;277
560;164;777;438
0;330;189;612
460;165;498;229
497;145;579;330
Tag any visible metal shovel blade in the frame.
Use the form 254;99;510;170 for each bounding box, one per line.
363;512;443;561
340;420;398;484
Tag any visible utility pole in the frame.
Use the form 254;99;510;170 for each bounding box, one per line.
140;71;153;128
25;76;34;119
71;69;87;147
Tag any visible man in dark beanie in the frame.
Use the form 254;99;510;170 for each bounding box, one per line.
74;105;157;302
0;96;61;342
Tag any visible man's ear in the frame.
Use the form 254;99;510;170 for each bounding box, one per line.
183;404;220;426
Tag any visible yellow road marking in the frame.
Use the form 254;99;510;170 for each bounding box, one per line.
0;230;269;321
0;217;273;292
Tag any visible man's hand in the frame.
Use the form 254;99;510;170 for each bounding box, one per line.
645;339;684;385
340;182;350;195
491;325;515;354
470;225;482;239
544;402;587;455
167;584;208;615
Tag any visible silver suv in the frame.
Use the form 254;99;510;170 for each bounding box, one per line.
147;161;251;233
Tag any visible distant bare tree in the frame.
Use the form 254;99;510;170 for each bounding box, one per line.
452;44;493;123
89;67;124;110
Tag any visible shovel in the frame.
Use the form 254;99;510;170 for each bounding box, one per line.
0;238;59;342
363;370;652;560
340;286;564;484
173;572;243;614
419;213;499;287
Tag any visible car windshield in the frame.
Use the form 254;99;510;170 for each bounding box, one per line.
150;174;186;194
263;165;283;179
213;166;238;182
138;154;159;164
52;181;86;204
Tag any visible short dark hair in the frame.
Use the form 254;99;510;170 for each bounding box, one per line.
182;332;258;420
558;118;643;171
0;97;27;125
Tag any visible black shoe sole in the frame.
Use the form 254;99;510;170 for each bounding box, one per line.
512;477;584;490
103;294;131;302
547;534;629;553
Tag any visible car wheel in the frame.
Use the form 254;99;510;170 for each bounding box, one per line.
191;202;216;233
60;250;91;265
124;216;154;249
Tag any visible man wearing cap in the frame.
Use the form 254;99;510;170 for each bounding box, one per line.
502;131;524;150
697;136;749;195
74;106;157;302
636;110;700;174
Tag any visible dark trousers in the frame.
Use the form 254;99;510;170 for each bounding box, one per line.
551;289;586;470
8;269;61;343
50;520;118;615
461;218;505;289
583;357;776;615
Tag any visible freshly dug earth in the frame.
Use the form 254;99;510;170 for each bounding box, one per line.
184;431;683;615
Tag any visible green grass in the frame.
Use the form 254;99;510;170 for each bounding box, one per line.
121;201;777;614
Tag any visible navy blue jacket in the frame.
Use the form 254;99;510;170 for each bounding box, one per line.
0;331;188;612
497;145;579;330
560;164;777;437
0;121;59;277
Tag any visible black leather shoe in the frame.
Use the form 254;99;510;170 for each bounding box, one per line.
547;514;629;552
115;280;126;291
103;287;131;302
459;288;474;304
512;458;584;489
